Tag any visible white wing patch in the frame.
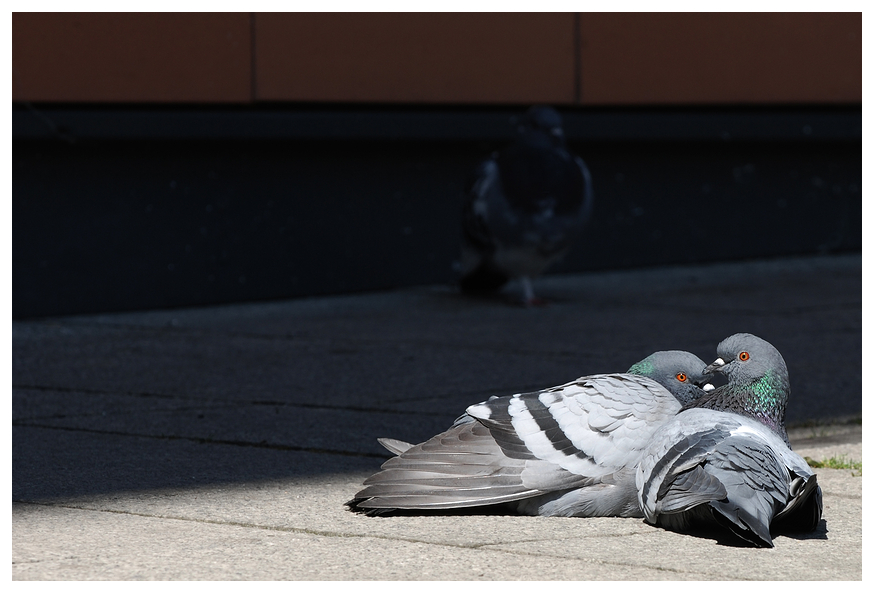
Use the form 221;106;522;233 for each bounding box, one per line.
466;402;492;420
503;375;681;479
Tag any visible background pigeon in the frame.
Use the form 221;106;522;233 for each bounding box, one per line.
459;105;594;305
347;351;712;517
636;333;823;547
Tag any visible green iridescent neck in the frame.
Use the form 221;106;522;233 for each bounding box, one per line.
692;370;788;423
738;370;788;425
627;359;654;377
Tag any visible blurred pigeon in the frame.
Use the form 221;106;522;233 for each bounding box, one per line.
459;105;594;305
636;333;822;547
347;350;712;517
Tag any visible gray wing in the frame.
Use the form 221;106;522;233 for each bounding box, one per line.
351;418;589;512
637;409;821;547
467;373;681;476
349;373;681;514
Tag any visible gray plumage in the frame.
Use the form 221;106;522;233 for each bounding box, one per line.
636;333;822;547
459;105;594;305
347;351;712;517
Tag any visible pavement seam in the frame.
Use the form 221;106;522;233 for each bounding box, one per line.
11;421;389;458
601;300;861;317
15;319;589;357
12;399;247;422
11;382;469;418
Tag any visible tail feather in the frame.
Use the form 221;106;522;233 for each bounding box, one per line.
377;438;414;456
772;474;822;532
708;500;774;548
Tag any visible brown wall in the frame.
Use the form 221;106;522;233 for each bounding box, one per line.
255;13;577;104
12;12;861;105
12;13;252;103
579;13;862;104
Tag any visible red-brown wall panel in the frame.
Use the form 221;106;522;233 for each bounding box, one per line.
254;13;577;104
12;13;862;106
579;13;861;105
12;13;252;103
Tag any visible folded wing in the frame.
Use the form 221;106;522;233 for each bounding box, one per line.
349;373;681;515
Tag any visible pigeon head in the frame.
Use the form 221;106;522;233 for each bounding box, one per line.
703;333;789;387
696;333;791;442
627;350;714;406
516;105;566;147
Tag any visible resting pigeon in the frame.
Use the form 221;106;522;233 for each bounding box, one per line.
347;350;712;517
636;333;823;547
459;105;594;305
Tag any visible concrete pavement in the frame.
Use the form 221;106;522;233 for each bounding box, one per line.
12;253;862;580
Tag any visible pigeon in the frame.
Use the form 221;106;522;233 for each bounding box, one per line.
459;105;594;305
347;350;713;517
636;333;823;547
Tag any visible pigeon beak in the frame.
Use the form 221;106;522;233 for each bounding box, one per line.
703;357;726;375
692;376;716;390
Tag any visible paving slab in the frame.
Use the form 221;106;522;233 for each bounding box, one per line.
12;254;863;580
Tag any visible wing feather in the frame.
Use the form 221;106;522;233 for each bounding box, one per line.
351;373;683;513
637;408;821;547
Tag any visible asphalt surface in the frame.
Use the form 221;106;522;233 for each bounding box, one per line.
12;253;862;580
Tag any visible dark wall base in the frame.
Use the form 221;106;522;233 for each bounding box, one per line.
13;106;861;318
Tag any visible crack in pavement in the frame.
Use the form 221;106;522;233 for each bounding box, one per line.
11;422;389;458
11;383;459;418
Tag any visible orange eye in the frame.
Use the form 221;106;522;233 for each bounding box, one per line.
739;351;750;361
676;373;687;382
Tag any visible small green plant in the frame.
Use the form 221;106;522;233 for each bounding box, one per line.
804;454;862;476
